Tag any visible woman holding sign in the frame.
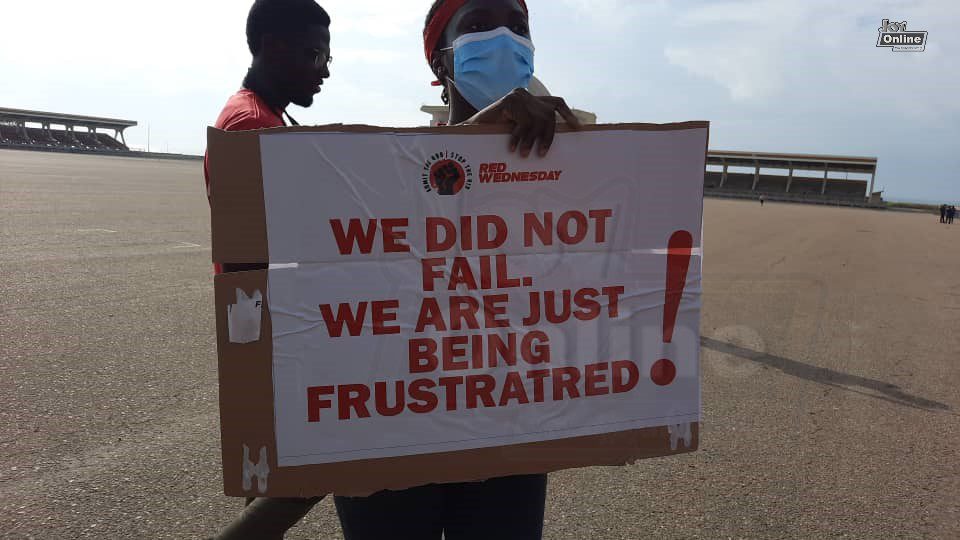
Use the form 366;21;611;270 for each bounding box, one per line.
427;0;581;153
331;2;577;539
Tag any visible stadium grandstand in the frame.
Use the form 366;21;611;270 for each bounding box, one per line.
0;107;135;154
705;150;879;207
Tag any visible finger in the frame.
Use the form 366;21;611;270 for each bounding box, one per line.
518;119;543;158
509;123;528;153
502;88;531;123
548;97;582;129
538;116;557;157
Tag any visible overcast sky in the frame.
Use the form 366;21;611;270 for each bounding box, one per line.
1;0;957;202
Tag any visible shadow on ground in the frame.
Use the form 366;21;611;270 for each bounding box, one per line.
701;337;951;413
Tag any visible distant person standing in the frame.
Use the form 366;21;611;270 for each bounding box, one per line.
941;204;947;223
760;194;766;207
948;205;956;225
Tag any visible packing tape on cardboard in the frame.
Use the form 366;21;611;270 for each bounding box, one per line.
228;288;263;344
242;444;270;493
668;422;693;450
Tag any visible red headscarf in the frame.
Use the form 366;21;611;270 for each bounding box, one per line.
423;0;529;66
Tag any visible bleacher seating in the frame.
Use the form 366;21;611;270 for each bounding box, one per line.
825;180;868;199
26;128;58;147
720;172;755;191
1;125;28;145
0;125;17;142
97;133;125;149
1;108;135;154
756;175;788;192
49;130;70;146
53;130;79;148
790;178;824;195
1;126;12;142
76;131;101;148
0;126;129;152
705;171;722;189
703;171;868;206
701;149;875;206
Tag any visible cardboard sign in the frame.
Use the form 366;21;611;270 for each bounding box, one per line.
207;122;707;497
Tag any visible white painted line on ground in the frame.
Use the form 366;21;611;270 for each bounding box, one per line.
172;242;204;249
76;228;118;234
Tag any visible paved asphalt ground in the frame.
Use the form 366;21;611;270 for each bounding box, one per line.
1;149;958;539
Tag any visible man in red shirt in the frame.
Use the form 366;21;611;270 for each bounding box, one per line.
208;1;330;538
205;0;331;275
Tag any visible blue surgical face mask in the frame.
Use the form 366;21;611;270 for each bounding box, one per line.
449;27;535;112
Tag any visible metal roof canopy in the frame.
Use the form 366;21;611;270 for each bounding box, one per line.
0;107;137;129
708;150;877;174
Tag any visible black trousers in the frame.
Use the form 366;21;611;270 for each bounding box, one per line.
334;474;548;540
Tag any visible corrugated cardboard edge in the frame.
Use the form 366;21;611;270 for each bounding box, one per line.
215;270;276;495
207;126;269;264
225;120;709;136
211;122;707;497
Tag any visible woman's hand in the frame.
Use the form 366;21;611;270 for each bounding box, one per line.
461;88;582;158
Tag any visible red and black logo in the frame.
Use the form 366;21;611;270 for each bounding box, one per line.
422;151;473;196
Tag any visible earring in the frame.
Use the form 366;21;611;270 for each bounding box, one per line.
431;57;450;104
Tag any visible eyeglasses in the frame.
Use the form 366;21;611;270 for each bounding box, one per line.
305;48;332;68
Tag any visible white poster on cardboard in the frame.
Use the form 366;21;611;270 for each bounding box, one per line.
258;127;705;467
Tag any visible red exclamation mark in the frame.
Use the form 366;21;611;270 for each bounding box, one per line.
651;230;693;386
